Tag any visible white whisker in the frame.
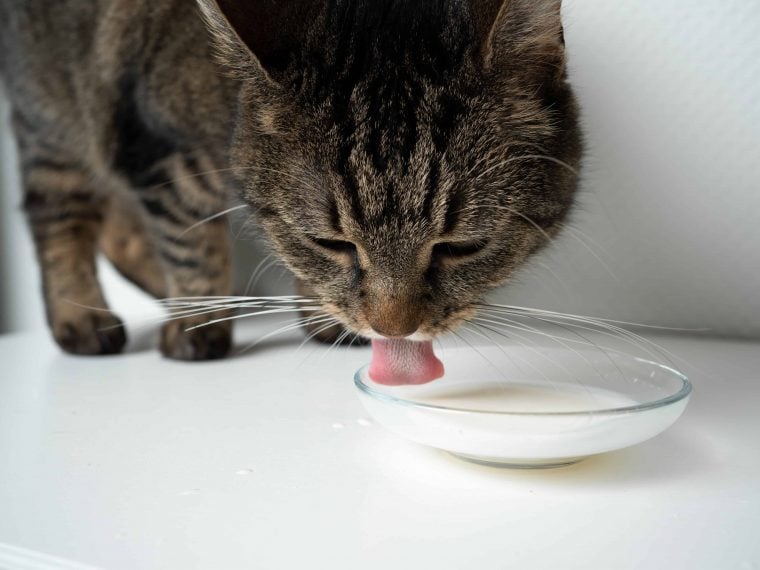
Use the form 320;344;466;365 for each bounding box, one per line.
474;314;618;354
468;318;597;397
248;256;286;295
491;206;619;281
235;314;335;356
179;204;248;236
476;303;708;332
318;328;353;363
184;307;325;331
474;154;580;182
463;322;558;390
135;306;319;330
451;328;513;384
244;254;274;296
533;261;571;301
459;322;533;380
476;303;687;368
473;314;624;387
295;318;345;364
157;295;319;305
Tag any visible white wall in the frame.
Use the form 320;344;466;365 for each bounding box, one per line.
1;0;759;337
0;96;45;333
497;0;760;337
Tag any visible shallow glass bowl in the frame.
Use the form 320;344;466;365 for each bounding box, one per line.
354;345;691;468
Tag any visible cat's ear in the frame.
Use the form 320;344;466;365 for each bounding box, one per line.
196;0;316;83
469;0;565;74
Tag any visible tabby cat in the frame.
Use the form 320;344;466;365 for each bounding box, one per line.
0;0;581;361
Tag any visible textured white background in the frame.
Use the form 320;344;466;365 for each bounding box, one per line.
500;0;760;337
1;0;759;337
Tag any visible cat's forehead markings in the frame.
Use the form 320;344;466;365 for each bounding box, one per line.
345;151;441;227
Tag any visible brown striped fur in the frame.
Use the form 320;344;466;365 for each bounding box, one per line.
0;0;581;358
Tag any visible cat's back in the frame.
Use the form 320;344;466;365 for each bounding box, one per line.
2;0;107;88
2;0;199;92
1;0;229;163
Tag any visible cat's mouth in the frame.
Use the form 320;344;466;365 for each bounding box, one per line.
368;338;444;386
319;301;458;385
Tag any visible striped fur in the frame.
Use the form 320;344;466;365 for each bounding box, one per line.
0;0;581;357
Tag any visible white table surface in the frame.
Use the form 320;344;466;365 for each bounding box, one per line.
0;317;758;570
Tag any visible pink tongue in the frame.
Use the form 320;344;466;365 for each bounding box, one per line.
368;339;445;386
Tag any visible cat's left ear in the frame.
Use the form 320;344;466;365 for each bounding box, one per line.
469;0;565;75
196;0;317;84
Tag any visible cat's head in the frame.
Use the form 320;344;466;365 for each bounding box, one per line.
199;0;581;339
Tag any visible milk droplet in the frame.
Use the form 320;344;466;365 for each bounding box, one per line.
357;418;372;427
332;422;345;429
236;469;254;475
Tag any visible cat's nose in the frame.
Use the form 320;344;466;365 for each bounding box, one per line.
363;277;425;338
369;320;419;339
366;301;422;338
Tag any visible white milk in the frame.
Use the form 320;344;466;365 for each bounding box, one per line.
399;382;638;413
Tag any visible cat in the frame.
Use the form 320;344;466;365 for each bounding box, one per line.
0;0;581;362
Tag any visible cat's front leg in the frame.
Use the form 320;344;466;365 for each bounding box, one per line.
136;154;233;360
19;143;127;355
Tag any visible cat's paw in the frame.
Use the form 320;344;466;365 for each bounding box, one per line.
303;320;369;346
160;320;232;361
52;310;127;355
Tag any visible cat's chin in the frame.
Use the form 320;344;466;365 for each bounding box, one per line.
368;338;445;386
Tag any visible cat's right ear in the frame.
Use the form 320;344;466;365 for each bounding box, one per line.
468;0;565;75
196;0;317;84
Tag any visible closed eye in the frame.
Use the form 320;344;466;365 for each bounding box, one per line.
432;239;489;262
309;236;357;255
